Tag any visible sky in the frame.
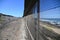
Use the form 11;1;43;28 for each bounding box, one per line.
40;0;60;18
0;0;24;17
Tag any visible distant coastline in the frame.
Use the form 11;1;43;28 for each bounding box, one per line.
40;18;60;26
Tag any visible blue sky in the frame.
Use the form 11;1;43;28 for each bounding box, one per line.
40;7;60;18
0;0;24;17
40;0;60;18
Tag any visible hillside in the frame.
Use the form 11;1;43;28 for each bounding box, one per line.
0;13;18;28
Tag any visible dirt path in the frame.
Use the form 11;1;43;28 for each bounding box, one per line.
0;18;27;40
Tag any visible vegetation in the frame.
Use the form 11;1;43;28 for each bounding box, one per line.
0;16;3;23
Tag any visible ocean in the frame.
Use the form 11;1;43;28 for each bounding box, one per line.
40;18;60;25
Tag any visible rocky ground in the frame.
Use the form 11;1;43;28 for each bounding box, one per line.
40;21;60;40
0;18;28;40
0;14;36;40
0;14;60;40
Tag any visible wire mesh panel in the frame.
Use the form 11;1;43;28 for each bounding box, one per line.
40;0;60;40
